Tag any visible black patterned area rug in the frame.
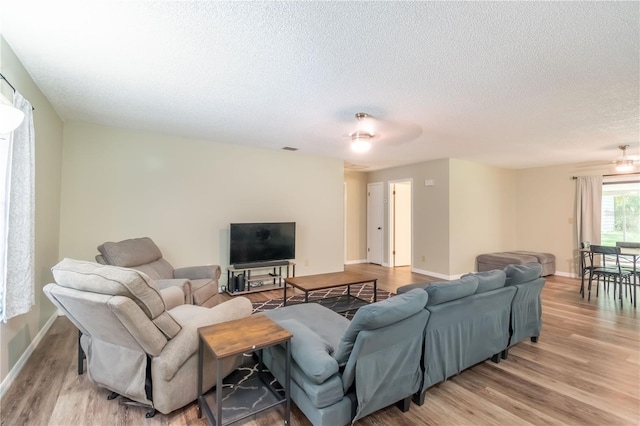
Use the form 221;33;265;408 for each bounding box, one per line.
251;283;393;319
202;354;285;424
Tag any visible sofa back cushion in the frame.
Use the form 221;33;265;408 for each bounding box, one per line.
505;263;543;286
98;237;163;268
133;259;175;280
52;258;181;339
425;275;478;306
333;288;427;364
462;270;506;294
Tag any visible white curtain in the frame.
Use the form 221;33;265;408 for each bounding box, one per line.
1;91;35;322
575;175;602;248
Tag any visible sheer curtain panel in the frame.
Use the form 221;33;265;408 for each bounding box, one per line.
0;91;34;322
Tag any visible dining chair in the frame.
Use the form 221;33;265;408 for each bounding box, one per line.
616;242;640;308
588;245;632;307
579;241;593;297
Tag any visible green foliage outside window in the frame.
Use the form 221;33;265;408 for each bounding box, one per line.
601;183;640;246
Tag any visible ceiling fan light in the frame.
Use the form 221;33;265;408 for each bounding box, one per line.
615;159;634;172
351;135;372;153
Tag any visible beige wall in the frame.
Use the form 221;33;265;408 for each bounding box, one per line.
366;158;516;278
368;159;451;278
449;159;516;275
59;122;345;278
357;157;616;279
344;171;367;263
0;38;64;387
514;162;614;277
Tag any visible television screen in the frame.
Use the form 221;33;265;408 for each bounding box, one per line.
229;222;296;266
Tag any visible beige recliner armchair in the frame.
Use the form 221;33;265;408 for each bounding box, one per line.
96;237;220;307
44;258;253;417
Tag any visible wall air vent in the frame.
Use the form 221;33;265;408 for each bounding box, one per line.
282;146;298;151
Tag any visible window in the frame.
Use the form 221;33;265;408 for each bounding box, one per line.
601;177;640;245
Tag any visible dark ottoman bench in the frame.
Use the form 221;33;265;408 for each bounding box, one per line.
476;251;555;276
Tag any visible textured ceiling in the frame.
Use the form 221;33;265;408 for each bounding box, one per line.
1;1;639;171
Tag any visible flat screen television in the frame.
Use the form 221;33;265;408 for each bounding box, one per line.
229;222;296;267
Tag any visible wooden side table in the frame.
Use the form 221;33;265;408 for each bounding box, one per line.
197;314;292;425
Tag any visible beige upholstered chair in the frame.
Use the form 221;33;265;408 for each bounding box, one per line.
96;237;220;307
44;258;252;417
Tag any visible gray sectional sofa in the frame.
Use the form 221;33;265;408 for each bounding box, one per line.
244;263;545;424
397;262;545;405
260;289;430;426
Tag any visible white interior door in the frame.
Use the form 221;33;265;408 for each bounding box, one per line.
391;181;412;267
367;182;384;265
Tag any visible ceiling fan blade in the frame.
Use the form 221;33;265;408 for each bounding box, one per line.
366;116;423;146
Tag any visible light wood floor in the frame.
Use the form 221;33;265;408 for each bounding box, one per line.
2;264;639;426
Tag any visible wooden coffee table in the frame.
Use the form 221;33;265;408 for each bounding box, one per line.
283;271;377;313
197;315;292;425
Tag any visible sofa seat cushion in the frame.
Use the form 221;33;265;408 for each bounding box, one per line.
505;263;543;286
333;289;428;364
266;344;344;408
263;303;350;352
424;276;478;306
463;270;506;294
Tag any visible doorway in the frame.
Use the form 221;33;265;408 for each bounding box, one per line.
389;180;412;267
367;182;384;265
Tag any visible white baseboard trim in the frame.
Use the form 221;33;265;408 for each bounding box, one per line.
411;267;462;281
344;259;368;265
554;271;576;278
0;311;59;400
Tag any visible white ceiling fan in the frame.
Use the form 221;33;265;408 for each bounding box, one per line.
574;144;639;171
345;112;423;153
612;145;638;172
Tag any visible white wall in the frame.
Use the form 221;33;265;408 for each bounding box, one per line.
0;38;64;388
59;122;345;277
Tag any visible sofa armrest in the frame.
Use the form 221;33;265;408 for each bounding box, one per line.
396;282;430;294
277;319;338;385
155;278;192;306
174;265;221;281
154;297;253;381
158;286;186;311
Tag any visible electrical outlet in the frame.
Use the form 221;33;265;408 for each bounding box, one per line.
421;255;426;262
304;259;309;266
